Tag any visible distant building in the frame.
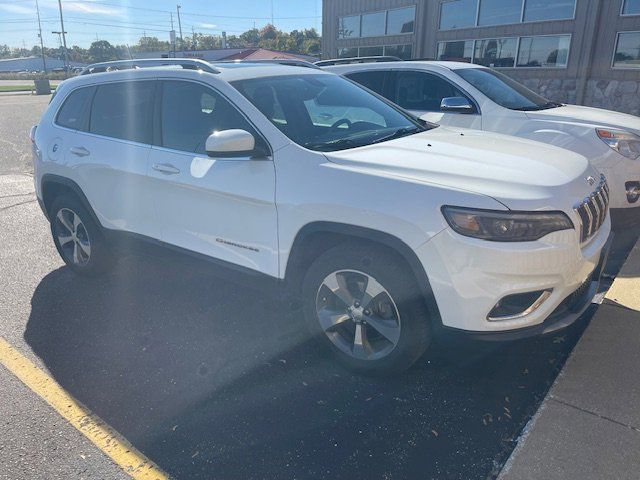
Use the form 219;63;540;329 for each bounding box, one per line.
322;0;640;114
0;56;86;73
133;47;318;63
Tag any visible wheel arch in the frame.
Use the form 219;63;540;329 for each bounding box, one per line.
284;221;442;324
40;174;101;227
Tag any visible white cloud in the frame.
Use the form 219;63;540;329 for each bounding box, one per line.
36;0;125;17
196;23;219;30
0;4;35;15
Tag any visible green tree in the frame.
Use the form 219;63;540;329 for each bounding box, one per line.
88;40;118;62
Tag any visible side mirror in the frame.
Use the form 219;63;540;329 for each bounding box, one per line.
440;97;474;114
205;129;257;158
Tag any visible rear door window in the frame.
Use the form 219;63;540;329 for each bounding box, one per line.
89;81;155;144
56;86;94;131
345;70;388;97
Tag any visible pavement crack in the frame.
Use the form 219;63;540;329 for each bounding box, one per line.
0;199;36;212
549;396;640;433
0;193;34;199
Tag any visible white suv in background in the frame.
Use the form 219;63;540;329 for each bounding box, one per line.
323;60;640;224
32;59;611;373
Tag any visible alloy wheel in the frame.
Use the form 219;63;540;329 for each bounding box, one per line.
315;269;401;360
54;208;91;266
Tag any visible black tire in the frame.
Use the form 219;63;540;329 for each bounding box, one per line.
49;194;115;276
302;242;431;374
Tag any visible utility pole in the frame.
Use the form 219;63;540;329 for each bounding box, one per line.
56;0;69;71
191;25;195;50
35;0;47;72
176;5;184;57
271;0;274;25
170;13;176;58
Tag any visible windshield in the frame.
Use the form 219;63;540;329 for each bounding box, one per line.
232;74;433;152
455;68;563;111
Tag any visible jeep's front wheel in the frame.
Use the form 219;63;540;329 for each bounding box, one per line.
50;194;114;276
302;243;431;374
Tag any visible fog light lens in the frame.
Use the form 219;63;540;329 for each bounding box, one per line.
626;181;640;203
488;290;552;321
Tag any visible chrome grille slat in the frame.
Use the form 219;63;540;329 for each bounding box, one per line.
574;174;609;243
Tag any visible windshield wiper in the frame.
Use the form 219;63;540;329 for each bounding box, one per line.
304;137;361;151
369;126;422;145
512;101;564;112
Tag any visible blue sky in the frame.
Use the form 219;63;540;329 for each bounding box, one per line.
0;0;322;49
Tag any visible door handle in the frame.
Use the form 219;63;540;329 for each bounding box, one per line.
152;163;180;175
70;146;90;157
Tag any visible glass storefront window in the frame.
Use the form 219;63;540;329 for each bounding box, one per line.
474;37;518;67
517;35;571;68
613;32;640;68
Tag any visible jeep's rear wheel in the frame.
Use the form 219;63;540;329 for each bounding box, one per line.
302;243;431;374
50;194;114;275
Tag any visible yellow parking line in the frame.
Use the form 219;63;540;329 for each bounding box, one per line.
0;336;169;480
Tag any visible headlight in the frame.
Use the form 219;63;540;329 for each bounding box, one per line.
596;129;640;160
441;206;574;242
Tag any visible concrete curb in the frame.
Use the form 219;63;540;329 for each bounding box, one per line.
498;237;640;480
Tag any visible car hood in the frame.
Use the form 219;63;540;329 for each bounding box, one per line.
323;126;600;212
525;104;640;134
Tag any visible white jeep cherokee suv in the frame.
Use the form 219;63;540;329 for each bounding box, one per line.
32;59;611;373
323;60;640;224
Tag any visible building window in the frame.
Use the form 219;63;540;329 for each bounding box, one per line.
385;44;413;60
474;37;518;67
359;46;385;57
622;0;640;15
387;6;416;34
524;0;576;22
338;45;413;60
613;32;640;68
517;35;571;68
361;11;387;37
439;0;575;30
338;47;359;58
338;15;360;39
478;0;521;26
437;40;474;62
439;0;477;30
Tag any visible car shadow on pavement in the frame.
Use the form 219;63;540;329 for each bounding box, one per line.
24;248;593;480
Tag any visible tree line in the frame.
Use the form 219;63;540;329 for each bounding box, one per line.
0;24;321;63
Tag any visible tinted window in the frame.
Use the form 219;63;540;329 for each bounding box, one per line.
338;15;360;39
233;74;430;152
359;46;384;57
474;38;518;67
439;0;478;30
161;81;254;154
89;81;154;143
386;6;415;34
338;47;359;58
523;0;575;22
384;44;413;60
437;40;474;62
517;35;571;67
346;71;387;96
392;71;468;112
614;32;640;68
56;87;94;131
361;11;386;37
622;0;640;14
455;68;557;110
478;0;522;26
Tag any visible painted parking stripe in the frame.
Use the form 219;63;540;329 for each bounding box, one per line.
0;336;169;480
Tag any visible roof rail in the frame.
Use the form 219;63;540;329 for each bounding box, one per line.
214;59;321;69
79;58;219;75
314;56;402;67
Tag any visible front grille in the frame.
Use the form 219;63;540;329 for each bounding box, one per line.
574;174;609;243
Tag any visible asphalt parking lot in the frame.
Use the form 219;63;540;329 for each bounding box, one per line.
1;94;638;480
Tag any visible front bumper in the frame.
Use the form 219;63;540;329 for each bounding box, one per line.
415;214;612;334
442;232;612;341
